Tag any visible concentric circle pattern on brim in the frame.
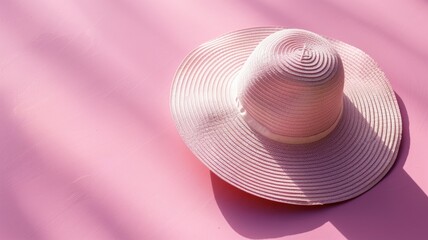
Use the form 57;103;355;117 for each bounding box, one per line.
171;27;402;205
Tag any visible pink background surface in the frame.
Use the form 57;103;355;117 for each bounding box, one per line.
0;0;427;239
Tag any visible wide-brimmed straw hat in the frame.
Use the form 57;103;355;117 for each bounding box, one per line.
170;27;402;205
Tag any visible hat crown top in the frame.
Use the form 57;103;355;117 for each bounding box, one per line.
236;29;345;144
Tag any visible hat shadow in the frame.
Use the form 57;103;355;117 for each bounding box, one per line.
211;93;428;239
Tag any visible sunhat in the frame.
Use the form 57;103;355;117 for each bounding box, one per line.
170;27;402;205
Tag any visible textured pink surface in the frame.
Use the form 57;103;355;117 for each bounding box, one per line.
236;29;345;142
171;27;402;205
0;0;427;239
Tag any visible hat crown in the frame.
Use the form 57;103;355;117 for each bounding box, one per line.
236;29;345;144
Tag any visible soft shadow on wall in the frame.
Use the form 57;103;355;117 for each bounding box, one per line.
212;95;428;240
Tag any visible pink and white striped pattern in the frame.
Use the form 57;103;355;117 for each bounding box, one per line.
236;29;344;144
171;28;402;205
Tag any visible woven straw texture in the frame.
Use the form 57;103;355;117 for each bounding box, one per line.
171;27;402;205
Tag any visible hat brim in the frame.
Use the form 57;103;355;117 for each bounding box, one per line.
171;27;402;205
